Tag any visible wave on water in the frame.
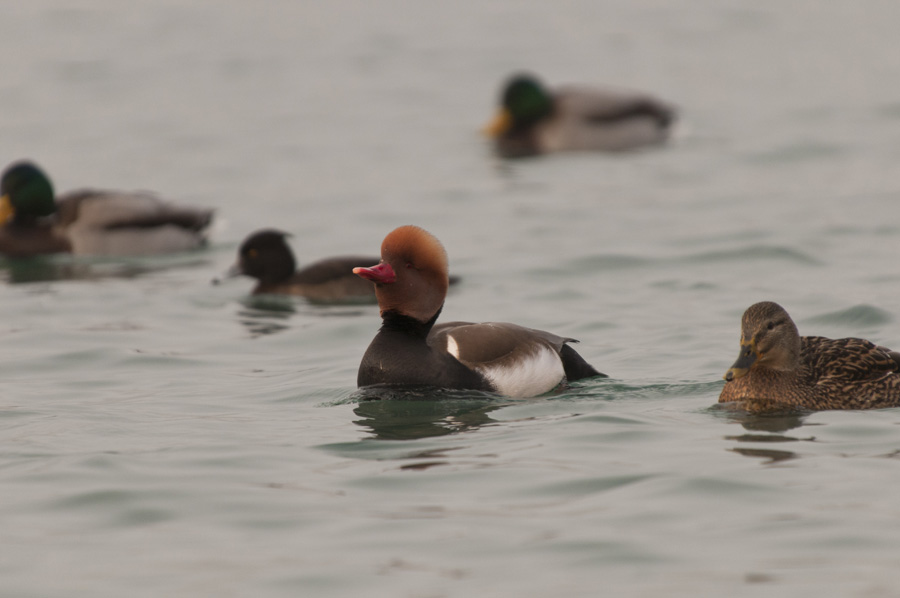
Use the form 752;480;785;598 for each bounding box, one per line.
745;141;847;165
678;245;823;266
556;245;822;276
802;304;894;328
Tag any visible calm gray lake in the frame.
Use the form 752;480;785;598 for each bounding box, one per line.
3;1;900;596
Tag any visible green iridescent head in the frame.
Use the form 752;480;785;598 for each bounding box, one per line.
0;161;57;224
502;74;553;123
484;73;554;137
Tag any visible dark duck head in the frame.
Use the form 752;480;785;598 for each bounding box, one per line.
232;229;297;286
484;73;554;138
0;161;58;226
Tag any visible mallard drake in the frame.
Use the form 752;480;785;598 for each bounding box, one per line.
0;161;213;257
483;73;676;158
225;229;381;301
720;301;900;411
353;225;604;397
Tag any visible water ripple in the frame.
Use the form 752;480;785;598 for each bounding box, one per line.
803;304;894;328
559;244;822;275
677;245;823;266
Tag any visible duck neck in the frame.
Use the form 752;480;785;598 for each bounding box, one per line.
267;252;296;285
379;307;442;339
10;213;45;228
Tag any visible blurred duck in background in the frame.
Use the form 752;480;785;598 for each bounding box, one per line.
484;72;676;158
222;229;380;302
0;160;213;258
221;229;462;303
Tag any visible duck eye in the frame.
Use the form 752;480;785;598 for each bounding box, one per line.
767;322;775;331
406;262;414;269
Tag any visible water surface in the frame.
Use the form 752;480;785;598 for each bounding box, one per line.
3;1;900;596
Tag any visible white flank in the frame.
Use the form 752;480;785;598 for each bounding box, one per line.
476;345;565;398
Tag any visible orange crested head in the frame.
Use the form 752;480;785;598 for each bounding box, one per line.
380;225;449;282
358;225;449;322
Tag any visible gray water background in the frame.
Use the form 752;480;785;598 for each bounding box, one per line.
3;1;900;596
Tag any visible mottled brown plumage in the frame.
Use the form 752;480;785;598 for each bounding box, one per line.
719;301;900;411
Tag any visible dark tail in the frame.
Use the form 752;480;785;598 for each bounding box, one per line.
560;343;607;380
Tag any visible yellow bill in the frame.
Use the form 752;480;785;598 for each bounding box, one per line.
482;108;512;137
0;194;14;225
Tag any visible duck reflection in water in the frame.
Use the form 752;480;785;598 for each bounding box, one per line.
715;406;816;464
236;303;295;338
0;254;209;285
714;404;809;433
235;297;370;338
353;387;507;440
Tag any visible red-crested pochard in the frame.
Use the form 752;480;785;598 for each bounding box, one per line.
353;225;605;397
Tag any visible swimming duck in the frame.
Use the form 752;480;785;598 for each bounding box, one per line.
226;229;381;301
353;225;604;397
0;161;213;257
484;73;676;158
720;301;900;411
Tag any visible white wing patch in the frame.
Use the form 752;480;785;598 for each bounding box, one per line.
446;335;460;359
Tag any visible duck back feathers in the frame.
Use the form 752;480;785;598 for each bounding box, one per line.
58;191;213;256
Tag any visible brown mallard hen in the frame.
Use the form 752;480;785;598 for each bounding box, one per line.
719;301;900;411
